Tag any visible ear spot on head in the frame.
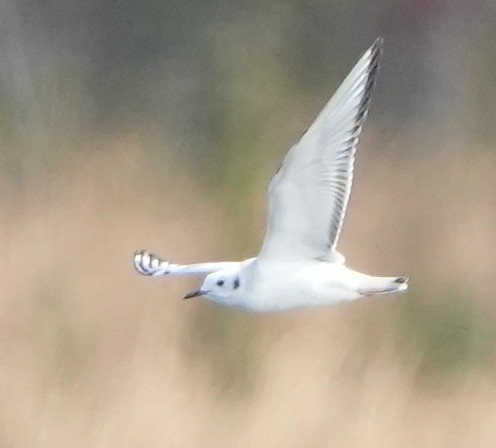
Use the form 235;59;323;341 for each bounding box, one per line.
216;280;225;287
233;277;240;289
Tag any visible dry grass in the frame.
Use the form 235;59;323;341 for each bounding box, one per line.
2;133;496;447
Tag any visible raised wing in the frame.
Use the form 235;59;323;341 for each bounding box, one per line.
134;250;245;277
258;38;383;262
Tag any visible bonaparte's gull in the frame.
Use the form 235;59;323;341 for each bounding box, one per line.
134;38;408;312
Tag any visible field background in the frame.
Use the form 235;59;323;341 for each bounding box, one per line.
2;1;496;446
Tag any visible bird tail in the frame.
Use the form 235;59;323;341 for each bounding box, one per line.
357;275;408;296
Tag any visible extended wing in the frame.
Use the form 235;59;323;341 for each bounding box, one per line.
258;38;382;262
134;250;246;277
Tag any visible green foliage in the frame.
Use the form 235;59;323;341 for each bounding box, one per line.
397;287;496;384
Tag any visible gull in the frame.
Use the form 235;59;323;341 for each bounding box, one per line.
134;38;408;312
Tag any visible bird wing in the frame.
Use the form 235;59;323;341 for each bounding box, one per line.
134;250;249;277
258;38;382;262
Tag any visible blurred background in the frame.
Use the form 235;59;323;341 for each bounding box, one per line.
2;0;496;446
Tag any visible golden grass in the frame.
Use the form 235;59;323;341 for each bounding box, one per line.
2;134;496;447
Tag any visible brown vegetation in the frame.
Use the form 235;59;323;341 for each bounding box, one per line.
2;131;496;447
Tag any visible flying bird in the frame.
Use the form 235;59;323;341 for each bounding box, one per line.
134;38;408;312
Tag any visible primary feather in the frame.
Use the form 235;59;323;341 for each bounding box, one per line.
258;38;383;262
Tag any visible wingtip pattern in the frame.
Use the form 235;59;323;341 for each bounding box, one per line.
358;38;383;123
134;250;170;276
327;38;383;251
372;36;384;52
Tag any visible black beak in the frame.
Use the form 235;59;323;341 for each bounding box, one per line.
183;290;208;300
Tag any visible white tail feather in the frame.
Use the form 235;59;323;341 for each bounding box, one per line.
357;276;408;296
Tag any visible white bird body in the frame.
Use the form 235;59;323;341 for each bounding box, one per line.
134;37;409;312
194;258;407;312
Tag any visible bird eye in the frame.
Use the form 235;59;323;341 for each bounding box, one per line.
216;280;224;287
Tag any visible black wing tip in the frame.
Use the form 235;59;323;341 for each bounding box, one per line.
134;249;169;276
368;37;383;76
372;37;384;51
356;37;383;123
369;37;384;64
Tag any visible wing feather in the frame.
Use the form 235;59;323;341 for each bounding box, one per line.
134;250;247;277
258;38;383;262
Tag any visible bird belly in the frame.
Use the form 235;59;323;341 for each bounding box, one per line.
242;262;362;312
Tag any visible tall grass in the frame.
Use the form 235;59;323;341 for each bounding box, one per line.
2;131;496;447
